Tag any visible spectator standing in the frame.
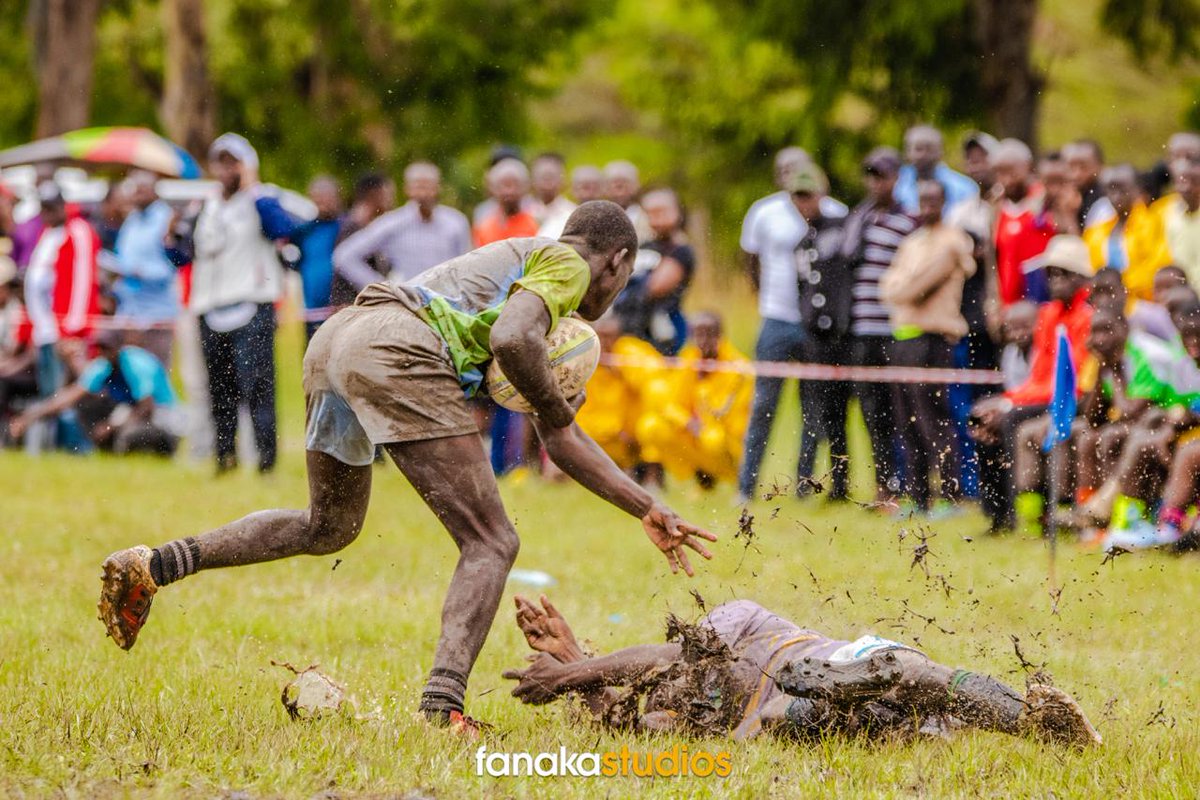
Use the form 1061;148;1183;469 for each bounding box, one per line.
24;183;100;451
530;153;576;239
842;147;917;503
736;149;844;501
603;161;653;243
1145;131;1200;202
334;162;471;297
570;165;604;203
473;157;542;475
288;176;343;339
613;188;694;355
946;131;1000;499
1162;158;1200;285
880;180;974;511
109;171;177;365
1082;164;1170;300
93;182;132;254
894;125;979;217
993;139;1055;306
328;173;396;306
792;165;854;500
1063;139;1113;230
474;159;540;247
190;133;291;474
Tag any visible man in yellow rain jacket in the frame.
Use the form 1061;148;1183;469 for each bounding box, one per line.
1083;164;1170;300
575;315;664;469
637;312;753;487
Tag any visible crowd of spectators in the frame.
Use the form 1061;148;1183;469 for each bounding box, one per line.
3;123;1200;551
734;126;1200;552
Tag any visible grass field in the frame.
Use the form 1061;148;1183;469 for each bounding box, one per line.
1;320;1197;799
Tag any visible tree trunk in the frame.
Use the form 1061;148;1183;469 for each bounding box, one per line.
28;0;103;137
972;0;1044;148
161;0;215;158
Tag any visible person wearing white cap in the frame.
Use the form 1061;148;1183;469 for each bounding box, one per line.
190;132;299;474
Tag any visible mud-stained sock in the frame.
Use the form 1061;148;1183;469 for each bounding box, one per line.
149;537;201;586
419;668;468;719
947;670;1024;733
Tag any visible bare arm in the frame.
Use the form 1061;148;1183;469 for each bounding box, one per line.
503;644;683;705
332;213;396;290
492;291;716;575
646;257;686;300
743;252;761;292
10;383;88;438
0;347;35;378
489;290;576;429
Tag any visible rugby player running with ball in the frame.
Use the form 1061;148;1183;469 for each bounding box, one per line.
98;201;716;734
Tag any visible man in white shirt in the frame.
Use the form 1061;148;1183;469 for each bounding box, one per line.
737;148;847;501
191;133;289;475
333;161;471;289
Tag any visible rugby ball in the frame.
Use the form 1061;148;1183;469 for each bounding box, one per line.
486;317;601;412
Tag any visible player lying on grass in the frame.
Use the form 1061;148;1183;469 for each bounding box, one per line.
503;595;1101;747
98;201;716;734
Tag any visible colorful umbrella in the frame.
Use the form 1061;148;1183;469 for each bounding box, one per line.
0;126;201;179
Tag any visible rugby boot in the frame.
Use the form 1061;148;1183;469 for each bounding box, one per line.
98;545;157;650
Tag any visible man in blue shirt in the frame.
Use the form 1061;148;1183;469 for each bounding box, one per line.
894;125;979;218
9;329;181;455
290;176;344;340
110;171;178;366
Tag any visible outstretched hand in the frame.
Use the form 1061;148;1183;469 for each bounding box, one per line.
514;594;585;663
641;503;717;577
502;653;567;705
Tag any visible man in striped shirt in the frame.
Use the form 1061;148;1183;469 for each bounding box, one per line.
841;148;917;503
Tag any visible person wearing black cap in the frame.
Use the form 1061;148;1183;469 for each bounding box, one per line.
840;148;918;504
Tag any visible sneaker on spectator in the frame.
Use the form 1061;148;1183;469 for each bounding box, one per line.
1101;520;1181;551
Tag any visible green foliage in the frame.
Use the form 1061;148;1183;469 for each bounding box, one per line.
1100;0;1200;62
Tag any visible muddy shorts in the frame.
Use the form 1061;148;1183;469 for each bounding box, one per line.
702;601;918;740
303;302;478;466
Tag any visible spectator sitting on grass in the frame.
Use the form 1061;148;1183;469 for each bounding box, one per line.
998;300;1037;391
9;329;182;456
635;311;752;490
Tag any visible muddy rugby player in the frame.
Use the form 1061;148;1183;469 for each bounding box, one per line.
504;595;1101;747
98;201;716;734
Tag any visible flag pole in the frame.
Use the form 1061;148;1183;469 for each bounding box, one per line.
1046;440;1061;597
1042;323;1074;611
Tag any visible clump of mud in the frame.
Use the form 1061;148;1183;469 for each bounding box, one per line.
600;615;744;736
273;661;346;720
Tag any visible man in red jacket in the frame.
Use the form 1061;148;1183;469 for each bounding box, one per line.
969;235;1095;532
23;184;101;450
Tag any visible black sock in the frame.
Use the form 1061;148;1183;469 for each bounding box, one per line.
150;537;201;586
419;668;468;718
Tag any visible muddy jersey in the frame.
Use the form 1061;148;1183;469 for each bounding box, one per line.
365;236;590;397
702;601;847;739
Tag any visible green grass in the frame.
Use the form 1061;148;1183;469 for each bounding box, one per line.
1;320;1197;799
